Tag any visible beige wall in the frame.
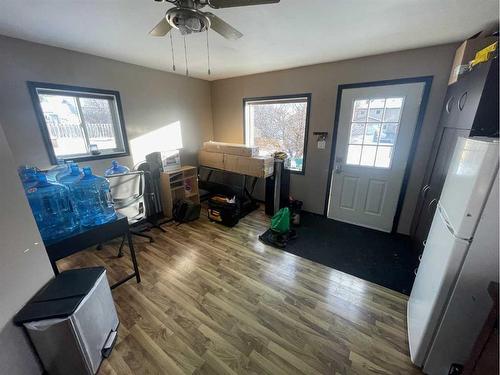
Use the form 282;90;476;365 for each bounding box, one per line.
210;44;457;234
0;36;213;175
0;123;54;375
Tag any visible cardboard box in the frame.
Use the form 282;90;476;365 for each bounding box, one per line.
203;141;258;157
449;31;498;85
198;150;224;170
224;154;274;178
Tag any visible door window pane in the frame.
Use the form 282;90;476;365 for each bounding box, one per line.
349;123;365;144
364;123;381;145
345;96;404;168
360;145;377;166
367;108;384;122
347;145;362;165
375;146;393;168
352;100;369;122
386;97;404;108
383;107;402;122
379;123;399;145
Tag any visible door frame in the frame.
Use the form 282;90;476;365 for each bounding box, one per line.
323;76;433;233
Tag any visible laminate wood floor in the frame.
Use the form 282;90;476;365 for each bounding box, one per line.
58;208;422;375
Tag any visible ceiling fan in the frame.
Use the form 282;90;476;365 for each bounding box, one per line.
149;0;280;40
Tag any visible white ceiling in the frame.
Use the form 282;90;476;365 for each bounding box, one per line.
0;0;498;81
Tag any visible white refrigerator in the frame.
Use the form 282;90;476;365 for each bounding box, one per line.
408;137;499;374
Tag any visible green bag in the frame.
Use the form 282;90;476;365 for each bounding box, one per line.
271;207;290;234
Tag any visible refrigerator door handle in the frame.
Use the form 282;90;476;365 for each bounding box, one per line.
438;203;470;242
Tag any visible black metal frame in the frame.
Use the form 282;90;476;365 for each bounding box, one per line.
323;76;433;233
198;165;260;217
27;81;130;165
44;214;141;289
242;93;312;175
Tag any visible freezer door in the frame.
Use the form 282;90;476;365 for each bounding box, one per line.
439;137;498;239
423;173;499;374
408;206;470;366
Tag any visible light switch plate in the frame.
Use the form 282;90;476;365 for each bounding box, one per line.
317;140;326;149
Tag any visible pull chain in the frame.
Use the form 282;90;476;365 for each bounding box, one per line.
169;32;176;72
206;29;211;76
183;36;189;77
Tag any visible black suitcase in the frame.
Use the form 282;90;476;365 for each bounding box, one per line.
208;195;240;227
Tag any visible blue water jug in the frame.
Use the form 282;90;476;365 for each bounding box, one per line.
46;159;71;182
25;174;79;241
18;166;39;190
59;164;82;186
72;167;117;227
104;160;130;176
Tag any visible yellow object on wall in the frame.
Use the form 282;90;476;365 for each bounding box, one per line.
471;42;498;67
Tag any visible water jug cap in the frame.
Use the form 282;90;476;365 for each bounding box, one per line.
70;164;80;175
37;174;48;183
82;167;93;176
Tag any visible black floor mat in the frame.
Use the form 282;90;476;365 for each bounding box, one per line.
279;212;419;295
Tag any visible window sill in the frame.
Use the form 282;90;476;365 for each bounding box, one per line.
59;151;129;164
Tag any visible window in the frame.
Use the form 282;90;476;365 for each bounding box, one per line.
28;82;129;163
346;97;404;168
244;95;311;173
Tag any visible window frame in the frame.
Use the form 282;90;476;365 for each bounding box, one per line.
27;81;130;164
243;93;312;175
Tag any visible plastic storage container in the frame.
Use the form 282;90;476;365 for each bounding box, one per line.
72;167;117;227
104;160;130;176
25;174;79;241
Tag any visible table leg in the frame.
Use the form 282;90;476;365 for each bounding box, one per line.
117;235;125;258
127;232;141;284
50;259;59;275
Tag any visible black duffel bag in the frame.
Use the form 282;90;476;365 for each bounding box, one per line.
173;199;201;223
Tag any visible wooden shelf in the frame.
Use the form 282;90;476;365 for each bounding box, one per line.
159;166;200;219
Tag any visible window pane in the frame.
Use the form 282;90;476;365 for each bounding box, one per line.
34;85;128;162
346;145;362;165
349;123;365;144
80;98;118;151
38;94;88;157
360;145;377;166
375;146;393;168
247;99;308;172
380;123;399;145
364;123;381;145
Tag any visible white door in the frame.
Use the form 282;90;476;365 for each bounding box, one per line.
327;82;425;232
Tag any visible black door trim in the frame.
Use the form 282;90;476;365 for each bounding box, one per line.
323;76;434;234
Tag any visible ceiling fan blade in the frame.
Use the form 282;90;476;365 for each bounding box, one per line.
208;0;279;8
205;13;243;40
149;17;172;36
